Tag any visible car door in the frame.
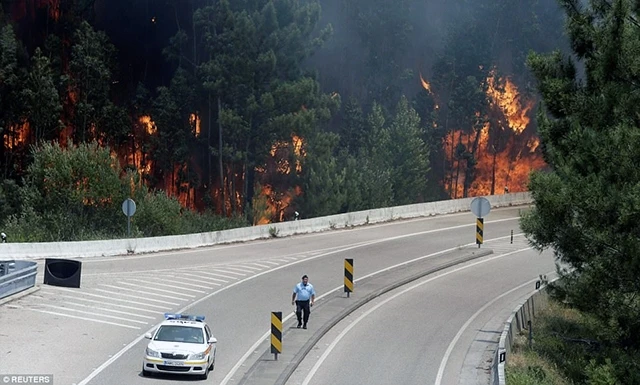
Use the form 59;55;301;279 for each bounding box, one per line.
205;325;215;360
204;326;213;364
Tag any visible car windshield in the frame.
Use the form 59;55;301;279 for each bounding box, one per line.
154;325;204;344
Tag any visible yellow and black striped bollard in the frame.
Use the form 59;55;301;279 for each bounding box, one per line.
344;258;354;297
476;217;484;247
271;311;282;360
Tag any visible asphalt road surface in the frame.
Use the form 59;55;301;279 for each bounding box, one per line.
285;247;555;385
0;206;548;385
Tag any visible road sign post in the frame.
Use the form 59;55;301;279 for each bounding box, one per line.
470;197;491;248
122;198;137;237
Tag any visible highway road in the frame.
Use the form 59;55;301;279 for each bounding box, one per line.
0;206;551;385
285;247;555;385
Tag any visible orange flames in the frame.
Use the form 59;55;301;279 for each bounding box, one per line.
419;73;433;94
139;115;157;135
255;135;305;224
423;68;547;198
4;121;30;149
190;113;201;137
486;71;534;134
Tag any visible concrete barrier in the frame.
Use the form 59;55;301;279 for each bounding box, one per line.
0;192;532;260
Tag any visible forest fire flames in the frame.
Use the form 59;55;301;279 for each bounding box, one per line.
423;69;546;198
4;122;30;149
255;135;305;224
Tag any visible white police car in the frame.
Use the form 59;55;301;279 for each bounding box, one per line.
142;313;217;379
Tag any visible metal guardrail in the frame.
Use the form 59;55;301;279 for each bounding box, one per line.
0;259;38;300
489;277;561;385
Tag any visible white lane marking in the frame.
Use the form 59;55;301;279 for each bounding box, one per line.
57;295;161;314
258;261;280;266
98;284;192;301
63;302;155;319
244;263;270;268
300;248;536;385
76;223;522;385
117;282;197;298
181;271;229;282
127;278;207;292
27;309;141;329
93;289;180;305
207;268;246;276
228;264;261;271
174;273;222;285
193;271;238;280
41;287;168;309
434;271;555;385
39;304;149;325
145;273;216;286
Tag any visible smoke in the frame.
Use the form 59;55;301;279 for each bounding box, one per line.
308;0;567;104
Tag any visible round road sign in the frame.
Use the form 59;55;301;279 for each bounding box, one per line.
122;198;136;217
470;197;491;217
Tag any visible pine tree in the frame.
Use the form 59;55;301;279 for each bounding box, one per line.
522;0;640;347
389;96;430;205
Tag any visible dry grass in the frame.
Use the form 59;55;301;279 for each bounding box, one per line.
504;301;578;385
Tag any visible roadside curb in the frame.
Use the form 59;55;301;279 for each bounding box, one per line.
0;285;41;306
238;247;493;385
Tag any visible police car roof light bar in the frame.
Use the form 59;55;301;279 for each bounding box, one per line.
164;312;205;321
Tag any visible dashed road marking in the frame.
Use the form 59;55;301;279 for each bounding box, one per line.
42;288;168;309
134;276;213;289
127;278;207;293
207;268;246;276
98;284;192;301
57;295;161;314
39;304;150;325
27;309;142;329
245;262;271;268
193;271;238;280
229;264;261;271
183;271;229;283
93;289;180;306
174;273;223;285
116;281;197;298
63;302;155;319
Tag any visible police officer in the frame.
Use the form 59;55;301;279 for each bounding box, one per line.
292;274;315;329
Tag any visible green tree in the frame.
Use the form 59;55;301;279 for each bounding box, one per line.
68;21;119;143
522;0;640;347
170;0;336;221
149;67;198;204
360;102;393;209
22;47;63;142
7;141;125;241
0;23;28;180
339;96;367;154
389;96;430;205
299;130;346;217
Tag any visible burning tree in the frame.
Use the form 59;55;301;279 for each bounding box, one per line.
421;67;547;199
